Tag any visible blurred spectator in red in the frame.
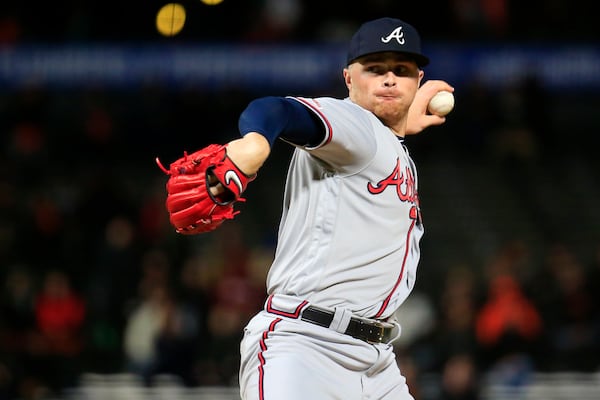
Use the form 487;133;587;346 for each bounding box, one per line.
475;274;542;374
34;270;86;356
29;270;86;394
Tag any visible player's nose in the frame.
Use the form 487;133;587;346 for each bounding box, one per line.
383;72;396;87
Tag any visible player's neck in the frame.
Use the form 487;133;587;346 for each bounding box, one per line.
389;126;405;138
381;119;406;138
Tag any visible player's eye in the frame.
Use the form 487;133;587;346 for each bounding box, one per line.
392;66;408;76
365;65;385;75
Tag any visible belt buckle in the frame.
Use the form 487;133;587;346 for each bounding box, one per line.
355;318;389;344
370;320;388;344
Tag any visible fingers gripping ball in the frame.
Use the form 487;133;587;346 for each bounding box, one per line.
156;144;255;234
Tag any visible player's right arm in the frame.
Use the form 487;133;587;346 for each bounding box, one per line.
406;79;454;135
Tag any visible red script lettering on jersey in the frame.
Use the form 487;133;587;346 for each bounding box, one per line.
367;157;417;203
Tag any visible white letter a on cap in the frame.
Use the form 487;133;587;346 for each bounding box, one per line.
381;27;405;44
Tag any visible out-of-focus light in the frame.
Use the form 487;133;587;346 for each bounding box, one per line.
156;3;186;37
201;0;225;5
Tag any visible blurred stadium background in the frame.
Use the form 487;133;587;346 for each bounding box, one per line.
0;1;599;399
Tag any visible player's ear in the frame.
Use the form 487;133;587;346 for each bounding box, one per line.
343;68;352;90
417;69;425;86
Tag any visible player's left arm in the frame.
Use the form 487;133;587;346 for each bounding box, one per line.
212;96;325;193
157;97;322;234
406;79;454;135
224;132;271;177
227;96;325;174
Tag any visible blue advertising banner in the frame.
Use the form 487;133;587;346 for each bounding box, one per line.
0;43;598;91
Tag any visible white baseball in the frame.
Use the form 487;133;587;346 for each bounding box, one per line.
428;90;454;116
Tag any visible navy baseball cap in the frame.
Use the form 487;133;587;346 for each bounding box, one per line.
347;18;429;67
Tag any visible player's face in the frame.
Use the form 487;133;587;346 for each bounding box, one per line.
344;52;423;131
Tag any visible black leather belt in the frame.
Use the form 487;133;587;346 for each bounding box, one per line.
301;306;394;344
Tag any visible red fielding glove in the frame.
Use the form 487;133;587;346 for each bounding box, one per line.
156;144;255;234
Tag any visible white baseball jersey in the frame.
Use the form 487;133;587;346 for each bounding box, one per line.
267;96;424;319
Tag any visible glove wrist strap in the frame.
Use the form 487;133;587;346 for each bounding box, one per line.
209;155;256;205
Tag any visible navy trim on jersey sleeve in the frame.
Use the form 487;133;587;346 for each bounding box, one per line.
238;96;325;147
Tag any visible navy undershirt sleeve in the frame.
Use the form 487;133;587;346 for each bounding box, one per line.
238;96;325;147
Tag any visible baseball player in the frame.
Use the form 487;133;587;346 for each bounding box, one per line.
158;17;453;400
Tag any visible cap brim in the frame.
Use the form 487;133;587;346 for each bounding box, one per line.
348;50;429;67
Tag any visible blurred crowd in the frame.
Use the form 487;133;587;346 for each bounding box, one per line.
0;86;273;398
1;1;599;400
